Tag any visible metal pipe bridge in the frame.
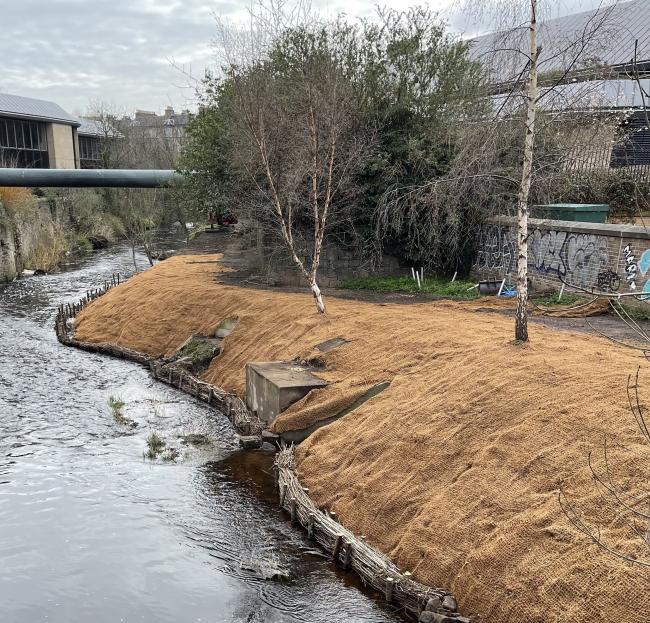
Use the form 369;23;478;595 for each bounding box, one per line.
0;168;184;188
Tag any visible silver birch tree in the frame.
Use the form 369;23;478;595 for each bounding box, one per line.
514;0;539;342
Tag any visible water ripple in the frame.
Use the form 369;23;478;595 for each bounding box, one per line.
0;240;402;623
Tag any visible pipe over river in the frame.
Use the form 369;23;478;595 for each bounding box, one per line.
0;168;184;188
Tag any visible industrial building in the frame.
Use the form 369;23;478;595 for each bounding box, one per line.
0;92;81;169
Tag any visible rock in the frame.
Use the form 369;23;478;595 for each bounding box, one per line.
260;442;276;452
215;328;230;339
426;597;443;611
65;317;75;329
87;235;110;249
238;435;262;449
21;269;35;277
442;596;458;611
180;433;211;446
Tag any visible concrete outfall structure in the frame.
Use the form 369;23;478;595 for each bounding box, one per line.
246;362;328;424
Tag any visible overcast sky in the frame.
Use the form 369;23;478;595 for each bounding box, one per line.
0;0;619;115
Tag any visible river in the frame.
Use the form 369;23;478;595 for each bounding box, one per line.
0;241;404;623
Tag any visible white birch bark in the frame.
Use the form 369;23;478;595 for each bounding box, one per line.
515;0;539;343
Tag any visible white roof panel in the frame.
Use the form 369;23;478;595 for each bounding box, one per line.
0;92;80;126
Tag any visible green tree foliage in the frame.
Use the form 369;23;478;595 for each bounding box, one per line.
176;91;240;228
179;6;488;272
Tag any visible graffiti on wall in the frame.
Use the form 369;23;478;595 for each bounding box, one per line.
597;269;620;292
637;248;650;299
473;224;650;301
473;224;516;274
623;244;638;290
529;229;609;287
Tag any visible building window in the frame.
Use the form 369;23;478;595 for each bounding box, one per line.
0;117;49;168
611;111;650;168
79;136;102;168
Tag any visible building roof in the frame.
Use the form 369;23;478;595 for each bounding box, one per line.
77;117;121;138
132;107;190;128
492;78;650;114
471;0;650;89
0;92;80;126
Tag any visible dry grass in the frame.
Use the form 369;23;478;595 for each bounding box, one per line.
27;221;70;272
73;254;650;623
0;187;34;212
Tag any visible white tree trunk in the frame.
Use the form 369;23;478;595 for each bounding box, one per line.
515;0;539;343
310;281;326;314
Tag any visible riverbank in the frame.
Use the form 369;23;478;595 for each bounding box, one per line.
70;253;650;622
3;243;406;623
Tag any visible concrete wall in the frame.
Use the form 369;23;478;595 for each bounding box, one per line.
0;202;19;281
269;245;401;288
46;123;79;169
471;216;650;298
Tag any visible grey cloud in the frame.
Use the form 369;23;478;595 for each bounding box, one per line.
1;0;617;114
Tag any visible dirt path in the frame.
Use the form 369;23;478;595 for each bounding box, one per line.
183;229;650;350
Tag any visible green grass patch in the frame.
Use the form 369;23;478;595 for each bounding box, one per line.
615;302;650;321
339;276;480;299
531;293;586;307
176;337;219;369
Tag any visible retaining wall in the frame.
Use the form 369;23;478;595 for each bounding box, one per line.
471;216;650;297
0;197;59;282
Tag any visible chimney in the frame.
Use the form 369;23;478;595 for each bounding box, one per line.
164;106;174;119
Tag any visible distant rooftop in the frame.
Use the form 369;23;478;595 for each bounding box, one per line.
77;117;121;138
0;92;80;126
471;0;650;89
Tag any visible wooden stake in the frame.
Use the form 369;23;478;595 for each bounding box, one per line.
307;512;315;539
343;540;353;569
385;577;394;602
290;497;297;524
332;534;343;564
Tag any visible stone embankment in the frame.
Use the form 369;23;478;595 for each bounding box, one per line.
61;254;650;623
0;198;57;281
55;271;465;622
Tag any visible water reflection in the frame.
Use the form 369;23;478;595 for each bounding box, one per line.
0;239;403;623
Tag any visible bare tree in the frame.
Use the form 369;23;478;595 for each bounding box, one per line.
214;3;368;313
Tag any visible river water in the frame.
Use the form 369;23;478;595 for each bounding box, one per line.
0;243;403;623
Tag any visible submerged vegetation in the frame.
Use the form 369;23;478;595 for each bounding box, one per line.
108;395;126;418
107;395;138;428
145;432;166;459
144;432;180;462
